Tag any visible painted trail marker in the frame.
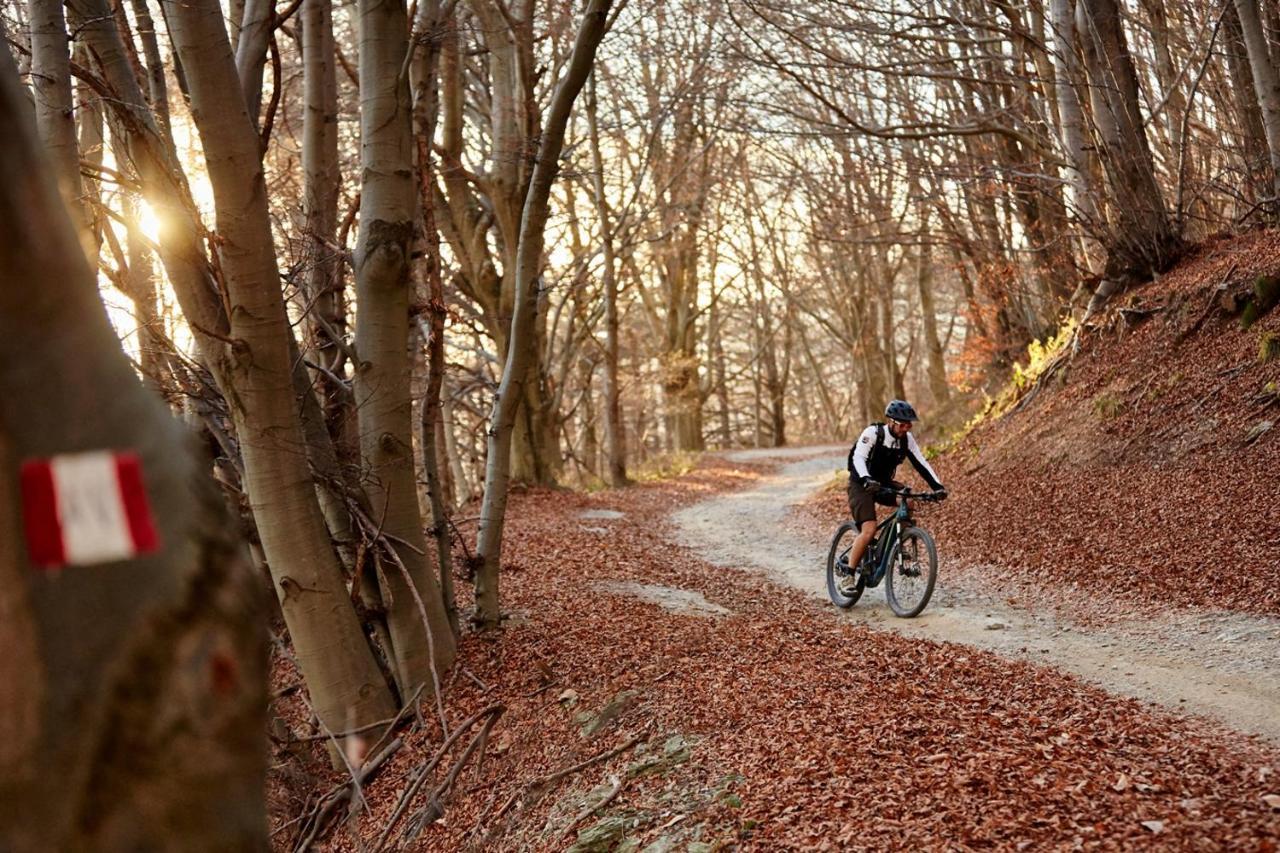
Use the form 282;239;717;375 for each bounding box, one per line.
20;451;159;569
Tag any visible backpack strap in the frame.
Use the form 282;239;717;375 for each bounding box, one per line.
851;423;887;474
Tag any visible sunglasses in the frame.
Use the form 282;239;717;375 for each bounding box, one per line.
889;418;912;428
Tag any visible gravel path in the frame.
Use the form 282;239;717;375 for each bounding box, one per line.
672;446;1280;744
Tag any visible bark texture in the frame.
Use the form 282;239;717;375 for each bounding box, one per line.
0;50;268;851
1233;0;1280;198
354;0;455;692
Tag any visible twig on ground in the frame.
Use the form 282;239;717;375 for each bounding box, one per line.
561;775;625;839
462;667;491;691
522;681;558;698
467;725;649;848
372;703;506;853
291;737;404;852
286;717;393;745
1177;263;1237;345
1190;364;1249;414
272;682;303;701
366;683;427;758
532;726;649;792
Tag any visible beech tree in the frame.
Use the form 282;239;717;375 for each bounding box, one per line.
0;48;267;849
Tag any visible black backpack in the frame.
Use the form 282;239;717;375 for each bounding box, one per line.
847;422;908;474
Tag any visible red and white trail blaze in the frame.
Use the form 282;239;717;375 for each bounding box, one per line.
19;450;159;568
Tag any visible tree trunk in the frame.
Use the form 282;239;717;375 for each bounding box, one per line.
74;41;104;268
1139;0;1188;162
474;0;613;629
1223;1;1273;205
1233;0;1280;199
0;50;267;850
412;0;461;638
915;227;951;406
301;0;351;454
157;0;398;737
709;297;732;448
1078;0;1182;280
586;70;629;485
354;0;456;693
1048;0;1107;278
129;0;172;141
27;0;89;248
433;0;560;487
234;0;274;127
441;388;472;505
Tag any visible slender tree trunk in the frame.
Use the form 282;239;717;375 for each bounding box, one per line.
234;0;273;127
576;356;600;476
915;227;951;405
795;326;834;437
1223;1;1272;204
1140;0;1187;161
129;0;171;141
354;0;455;691
301;0;348;443
297;0;367;579
1233;0;1280;198
73;42;104;267
586;70;629;485
412;0;461;638
0;50;267;850
474;0;613;629
441;388;472;505
709;298;732;448
27;0;89;248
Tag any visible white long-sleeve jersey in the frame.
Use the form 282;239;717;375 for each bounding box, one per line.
848;424;943;490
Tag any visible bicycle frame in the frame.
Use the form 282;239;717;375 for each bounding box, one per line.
864;490;932;586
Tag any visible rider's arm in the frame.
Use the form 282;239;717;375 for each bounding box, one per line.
851;425;876;483
905;432;944;491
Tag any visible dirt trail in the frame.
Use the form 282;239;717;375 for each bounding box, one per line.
672;446;1280;744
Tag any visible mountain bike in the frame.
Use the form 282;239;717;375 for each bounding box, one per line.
826;488;941;618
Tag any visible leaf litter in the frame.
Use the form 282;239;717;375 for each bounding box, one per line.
271;454;1280;850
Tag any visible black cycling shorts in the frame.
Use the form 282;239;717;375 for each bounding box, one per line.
846;477;902;528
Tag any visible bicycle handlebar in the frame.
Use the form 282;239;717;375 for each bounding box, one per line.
883;487;944;502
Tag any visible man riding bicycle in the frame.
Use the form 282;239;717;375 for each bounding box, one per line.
842;399;947;594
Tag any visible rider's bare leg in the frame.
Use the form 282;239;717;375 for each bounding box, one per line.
847;520;877;571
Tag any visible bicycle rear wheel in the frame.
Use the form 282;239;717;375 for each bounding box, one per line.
826;522;865;608
885;527;937;618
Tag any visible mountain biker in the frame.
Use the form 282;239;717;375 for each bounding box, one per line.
841;399;947;592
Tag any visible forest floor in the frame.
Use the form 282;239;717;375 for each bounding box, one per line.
270;453;1280;852
269;231;1280;851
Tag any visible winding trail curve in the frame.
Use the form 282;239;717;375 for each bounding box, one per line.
672;446;1280;744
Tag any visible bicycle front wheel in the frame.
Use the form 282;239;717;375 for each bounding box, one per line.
885;526;938;618
826;522;865;608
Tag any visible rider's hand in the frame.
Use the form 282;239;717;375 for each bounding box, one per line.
933;488;948;501
861;477;880;492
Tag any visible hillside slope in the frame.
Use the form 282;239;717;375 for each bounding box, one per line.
928;230;1280;614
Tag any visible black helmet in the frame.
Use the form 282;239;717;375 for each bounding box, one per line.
885;399;918;422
